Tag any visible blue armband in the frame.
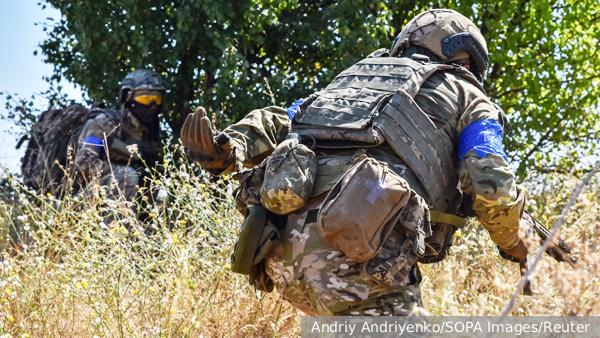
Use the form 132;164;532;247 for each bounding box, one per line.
286;99;304;120
83;136;105;152
458;119;508;162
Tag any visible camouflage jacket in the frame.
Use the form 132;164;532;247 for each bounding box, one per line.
72;107;159;183
217;70;525;253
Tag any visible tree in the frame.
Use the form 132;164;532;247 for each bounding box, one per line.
455;0;600;176
33;0;600;177
39;0;424;135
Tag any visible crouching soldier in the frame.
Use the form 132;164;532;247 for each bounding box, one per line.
181;10;527;316
73;69;165;201
22;69;166;204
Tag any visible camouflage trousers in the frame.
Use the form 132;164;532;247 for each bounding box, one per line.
264;208;423;316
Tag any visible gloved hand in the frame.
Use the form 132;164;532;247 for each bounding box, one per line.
498;240;529;262
181;107;234;169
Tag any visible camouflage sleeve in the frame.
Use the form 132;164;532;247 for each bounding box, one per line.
219;106;291;174
459;151;526;250
415;72;525;251
73;113;116;180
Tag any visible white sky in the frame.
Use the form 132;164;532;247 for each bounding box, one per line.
0;2;83;173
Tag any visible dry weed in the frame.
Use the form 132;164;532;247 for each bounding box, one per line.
0;148;598;337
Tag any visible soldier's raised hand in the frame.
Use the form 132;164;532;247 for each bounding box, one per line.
181;107;233;170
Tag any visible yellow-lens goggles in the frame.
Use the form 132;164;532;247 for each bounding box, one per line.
133;95;163;105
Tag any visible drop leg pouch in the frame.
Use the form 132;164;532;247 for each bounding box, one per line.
231;205;280;290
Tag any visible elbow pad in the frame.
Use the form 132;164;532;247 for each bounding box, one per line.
458;119;507;162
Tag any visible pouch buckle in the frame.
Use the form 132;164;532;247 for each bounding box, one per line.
412;227;426;258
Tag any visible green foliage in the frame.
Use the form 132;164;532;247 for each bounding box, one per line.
458;0;600;176
35;0;600;177
0;85;77;149
38;0;422;136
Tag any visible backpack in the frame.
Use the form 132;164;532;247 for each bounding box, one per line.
21;103;119;195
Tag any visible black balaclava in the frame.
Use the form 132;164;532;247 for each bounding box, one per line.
123;100;162;143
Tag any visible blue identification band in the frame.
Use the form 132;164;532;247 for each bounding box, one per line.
286;99;304;120
458;119;508;162
83;136;104;152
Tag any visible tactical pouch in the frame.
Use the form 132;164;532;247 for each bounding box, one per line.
260;134;317;215
317;155;411;262
364;189;430;287
232;164;266;214
230;205;280;292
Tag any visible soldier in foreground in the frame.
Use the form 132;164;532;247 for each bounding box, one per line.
22;69;165;202
182;9;527;315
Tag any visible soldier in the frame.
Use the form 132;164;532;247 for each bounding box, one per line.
73;69;165;201
181;9;527;316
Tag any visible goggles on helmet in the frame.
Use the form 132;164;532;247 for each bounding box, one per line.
133;94;163;106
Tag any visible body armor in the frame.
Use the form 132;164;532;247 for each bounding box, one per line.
292;51;484;213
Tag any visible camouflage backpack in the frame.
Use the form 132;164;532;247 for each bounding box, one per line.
20;103;119;195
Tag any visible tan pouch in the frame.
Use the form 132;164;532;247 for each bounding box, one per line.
260;134;317;214
317;155;411;262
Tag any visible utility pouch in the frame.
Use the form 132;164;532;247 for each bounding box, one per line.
260;133;317;214
232;164;266;214
364;190;430;286
317;155;411;262
230;205;280;291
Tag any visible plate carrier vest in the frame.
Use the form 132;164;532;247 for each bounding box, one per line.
291;50;485;214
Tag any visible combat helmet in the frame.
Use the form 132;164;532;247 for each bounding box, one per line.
390;9;488;81
119;69;166;103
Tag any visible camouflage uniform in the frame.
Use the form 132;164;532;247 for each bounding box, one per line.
182;9;525;316
73;108;158;202
73;69;165;203
211;69;524;315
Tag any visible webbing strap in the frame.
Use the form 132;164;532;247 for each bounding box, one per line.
429;210;468;229
316;163;353;176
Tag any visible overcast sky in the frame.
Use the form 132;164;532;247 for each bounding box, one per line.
0;2;83;173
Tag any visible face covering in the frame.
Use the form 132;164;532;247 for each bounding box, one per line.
125;101;162;125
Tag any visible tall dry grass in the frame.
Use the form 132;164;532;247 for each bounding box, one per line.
0;145;598;337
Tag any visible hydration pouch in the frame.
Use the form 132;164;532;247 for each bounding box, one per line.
260;133;317;215
317;155;411;262
230;205;280;291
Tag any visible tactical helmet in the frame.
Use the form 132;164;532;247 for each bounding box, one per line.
390;9;489;81
119;69;166;103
